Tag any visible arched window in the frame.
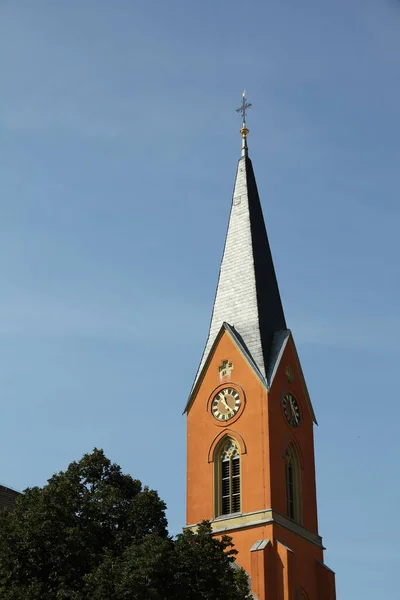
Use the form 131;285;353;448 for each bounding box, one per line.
215;438;241;517
285;442;302;523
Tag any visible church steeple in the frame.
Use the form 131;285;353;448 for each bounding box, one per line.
188;94;287;401
184;96;336;599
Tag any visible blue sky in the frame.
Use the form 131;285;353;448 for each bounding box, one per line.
1;1;399;597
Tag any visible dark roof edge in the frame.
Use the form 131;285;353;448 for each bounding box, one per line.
290;335;318;425
184;326;317;425
268;331;317;425
0;483;22;495
190;157;246;393
245;156;287;372
184;322;267;415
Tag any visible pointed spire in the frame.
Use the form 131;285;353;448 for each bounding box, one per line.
190;96;287;394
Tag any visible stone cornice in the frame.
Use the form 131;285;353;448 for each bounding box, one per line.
186;508;324;549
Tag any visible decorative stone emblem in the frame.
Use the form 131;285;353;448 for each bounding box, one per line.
285;364;294;383
219;359;233;378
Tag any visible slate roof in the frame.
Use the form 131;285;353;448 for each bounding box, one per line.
0;484;20;512
188;151;287;401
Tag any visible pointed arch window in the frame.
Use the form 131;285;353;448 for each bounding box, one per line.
285;442;302;523
215;438;241;517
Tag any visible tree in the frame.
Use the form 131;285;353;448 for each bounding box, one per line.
172;521;252;600
0;449;251;600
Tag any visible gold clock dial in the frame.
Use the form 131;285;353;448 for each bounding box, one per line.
211;388;241;421
283;393;301;428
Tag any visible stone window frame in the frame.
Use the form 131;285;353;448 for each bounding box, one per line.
285;441;302;524
214;436;241;518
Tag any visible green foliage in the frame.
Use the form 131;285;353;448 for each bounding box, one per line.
0;450;251;600
172;521;252;600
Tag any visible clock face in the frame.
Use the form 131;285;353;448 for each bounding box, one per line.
283;393;301;428
211;388;241;421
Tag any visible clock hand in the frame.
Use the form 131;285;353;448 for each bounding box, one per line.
289;398;298;422
221;398;234;414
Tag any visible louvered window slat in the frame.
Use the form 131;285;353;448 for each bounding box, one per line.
232;476;240;495
231;494;240;513
285;443;302;523
219;441;241;516
222;497;230;514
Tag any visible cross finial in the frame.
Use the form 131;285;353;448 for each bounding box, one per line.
236;90;251;157
236;90;252;125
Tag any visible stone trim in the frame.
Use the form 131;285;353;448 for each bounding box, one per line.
186;508;323;549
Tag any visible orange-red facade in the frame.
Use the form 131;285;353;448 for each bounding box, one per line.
186;328;336;599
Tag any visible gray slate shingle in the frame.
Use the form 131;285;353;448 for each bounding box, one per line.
192;154;287;392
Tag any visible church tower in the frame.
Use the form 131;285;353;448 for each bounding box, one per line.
184;94;336;600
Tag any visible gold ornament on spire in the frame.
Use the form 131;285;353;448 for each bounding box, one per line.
236;90;252;156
